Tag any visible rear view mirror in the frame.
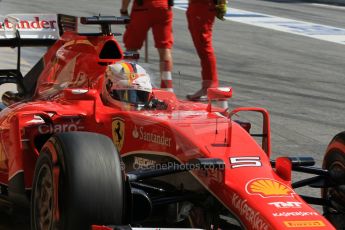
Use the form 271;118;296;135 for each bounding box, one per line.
207;87;232;111
207;87;232;100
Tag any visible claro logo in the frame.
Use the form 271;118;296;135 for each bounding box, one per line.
0;17;57;30
38;121;84;134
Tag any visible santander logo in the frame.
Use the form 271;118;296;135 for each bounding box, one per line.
0;17;57;30
0;14;60;39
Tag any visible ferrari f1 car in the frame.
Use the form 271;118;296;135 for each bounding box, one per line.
0;14;344;230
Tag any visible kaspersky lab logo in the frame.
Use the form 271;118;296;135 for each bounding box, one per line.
246;178;295;198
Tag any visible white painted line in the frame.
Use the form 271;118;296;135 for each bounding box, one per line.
174;0;345;45
310;3;345;10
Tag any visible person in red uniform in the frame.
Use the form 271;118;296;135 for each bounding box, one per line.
186;0;227;101
120;0;174;92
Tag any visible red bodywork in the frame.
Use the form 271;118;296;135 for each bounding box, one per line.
0;31;335;229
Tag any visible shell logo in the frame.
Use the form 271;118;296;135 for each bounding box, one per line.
246;178;295;198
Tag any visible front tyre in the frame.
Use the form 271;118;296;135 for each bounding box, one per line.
322;131;345;228
31;132;125;230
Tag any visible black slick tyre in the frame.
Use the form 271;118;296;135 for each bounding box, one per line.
30;132;125;230
322;131;345;229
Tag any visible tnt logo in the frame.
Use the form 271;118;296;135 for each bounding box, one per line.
268;202;302;208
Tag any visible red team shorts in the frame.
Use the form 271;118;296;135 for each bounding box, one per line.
124;0;174;50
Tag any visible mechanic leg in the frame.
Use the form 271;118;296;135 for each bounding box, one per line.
190;4;218;88
186;3;219;100
150;6;173;91
199;47;218;89
158;48;173;92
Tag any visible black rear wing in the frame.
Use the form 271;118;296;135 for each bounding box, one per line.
80;16;130;35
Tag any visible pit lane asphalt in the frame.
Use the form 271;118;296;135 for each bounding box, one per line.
0;0;345;229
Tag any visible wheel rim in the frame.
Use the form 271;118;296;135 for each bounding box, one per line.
34;164;54;230
326;160;345;212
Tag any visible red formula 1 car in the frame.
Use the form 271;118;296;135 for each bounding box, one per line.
0;14;344;230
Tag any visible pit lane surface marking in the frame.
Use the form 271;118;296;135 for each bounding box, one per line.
174;0;345;45
310;3;345;10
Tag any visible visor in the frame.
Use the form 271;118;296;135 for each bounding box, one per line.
110;89;151;105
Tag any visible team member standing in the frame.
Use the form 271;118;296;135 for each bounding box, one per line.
120;0;174;92
186;0;227;101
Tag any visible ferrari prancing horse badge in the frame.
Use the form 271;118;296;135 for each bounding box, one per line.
112;118;125;152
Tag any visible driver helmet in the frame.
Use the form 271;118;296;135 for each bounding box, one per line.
102;61;152;109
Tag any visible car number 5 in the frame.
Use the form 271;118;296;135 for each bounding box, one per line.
230;156;262;168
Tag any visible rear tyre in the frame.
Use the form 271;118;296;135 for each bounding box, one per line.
322;131;345;228
30;132;125;230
